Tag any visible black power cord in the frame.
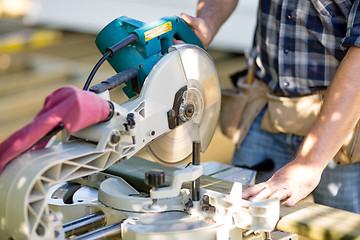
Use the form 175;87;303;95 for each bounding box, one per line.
82;33;139;91
83;51;112;91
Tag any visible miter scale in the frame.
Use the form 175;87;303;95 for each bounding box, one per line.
0;16;286;240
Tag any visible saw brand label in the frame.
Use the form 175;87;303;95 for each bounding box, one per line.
144;22;172;41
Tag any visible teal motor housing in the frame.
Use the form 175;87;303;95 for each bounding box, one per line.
95;16;204;98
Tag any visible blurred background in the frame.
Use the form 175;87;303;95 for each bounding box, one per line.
0;0;257;165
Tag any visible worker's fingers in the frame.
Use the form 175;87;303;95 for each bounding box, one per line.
269;187;292;201
179;12;212;49
283;187;310;207
243;184;292;202
248;186;274;202
242;183;267;199
173;37;184;45
180;13;199;28
284;195;300;207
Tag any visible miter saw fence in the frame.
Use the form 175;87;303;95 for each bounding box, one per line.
0;16;285;240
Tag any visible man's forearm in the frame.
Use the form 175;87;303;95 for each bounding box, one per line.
295;46;360;169
242;46;360;206
197;0;239;40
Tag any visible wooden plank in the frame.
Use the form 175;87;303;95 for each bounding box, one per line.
106;157;360;240
278;201;360;240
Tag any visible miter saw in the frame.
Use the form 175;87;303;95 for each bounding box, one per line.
0;16;285;240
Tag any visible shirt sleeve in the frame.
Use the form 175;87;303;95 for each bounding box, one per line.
342;0;360;48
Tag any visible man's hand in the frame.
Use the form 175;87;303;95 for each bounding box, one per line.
242;159;322;206
174;0;238;48
175;13;215;49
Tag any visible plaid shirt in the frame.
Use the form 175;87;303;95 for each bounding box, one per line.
253;0;360;96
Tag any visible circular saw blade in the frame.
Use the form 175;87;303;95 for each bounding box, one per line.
147;122;196;164
147;44;221;164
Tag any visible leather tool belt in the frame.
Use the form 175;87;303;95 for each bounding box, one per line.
220;75;360;165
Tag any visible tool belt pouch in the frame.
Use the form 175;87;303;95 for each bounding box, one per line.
260;92;323;136
220;77;269;148
260;92;360;164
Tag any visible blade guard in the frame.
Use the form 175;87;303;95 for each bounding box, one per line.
95;16;203;98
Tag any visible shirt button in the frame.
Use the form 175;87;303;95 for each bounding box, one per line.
284;49;289;54
286;15;292;20
283;81;289;87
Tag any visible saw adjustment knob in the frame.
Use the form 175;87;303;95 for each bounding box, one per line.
145;170;165;189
